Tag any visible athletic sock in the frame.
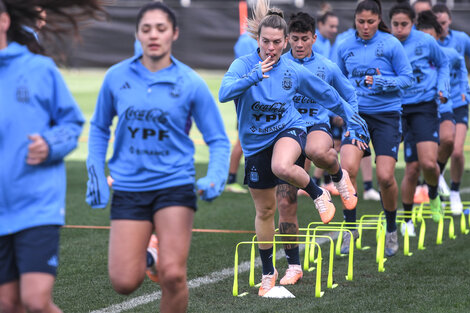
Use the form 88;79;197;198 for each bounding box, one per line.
343;208;356;229
384;209;397;233
302;177;324;200
330;166;343;183
363;180;373;191
403;203;413;222
323;173;332;184
146;251;154;268
313;176;321;186
437;161;446;174
451;181;460;192
259;247;275;275
427;183;438;199
284;246;300;265
227;173;237;184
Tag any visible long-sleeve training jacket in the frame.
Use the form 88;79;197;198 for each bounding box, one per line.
0;42;84;235
400;29;449;105
335;30;414;114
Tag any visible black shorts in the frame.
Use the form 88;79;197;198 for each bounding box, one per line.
244;128;306;189
0;225;60;284
361;112;402;160
453;105;469;127
111;184;197;221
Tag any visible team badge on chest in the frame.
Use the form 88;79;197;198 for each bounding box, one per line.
282;70;292;90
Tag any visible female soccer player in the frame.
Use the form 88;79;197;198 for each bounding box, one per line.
432;3;470;215
86;3;230;312
219;0;368;296
335;0;413;257
389;2;449;226
416;10;468;217
0;1;102;312
275;11;366;285
313;11;338;59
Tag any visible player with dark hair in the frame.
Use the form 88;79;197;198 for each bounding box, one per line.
313;11;338;59
335;0;414;257
0;1;103;312
86;2;230;312
432;3;470;215
274;11;366;284
389;2;449;233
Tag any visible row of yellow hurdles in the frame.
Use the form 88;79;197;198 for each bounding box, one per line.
232;201;470;297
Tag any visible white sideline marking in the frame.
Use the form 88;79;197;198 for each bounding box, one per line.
90;235;336;313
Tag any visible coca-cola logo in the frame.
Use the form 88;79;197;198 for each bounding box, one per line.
124;106;168;125
251;101;286;114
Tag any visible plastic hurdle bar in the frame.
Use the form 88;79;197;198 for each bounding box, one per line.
275;233;338;289
232;239;324;297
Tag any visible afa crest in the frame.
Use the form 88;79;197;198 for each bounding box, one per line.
415;45;423;56
16;85;30;104
316;67;326;80
375;42;384;57
282;70;292;90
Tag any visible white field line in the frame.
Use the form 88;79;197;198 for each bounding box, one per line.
89;234;339;313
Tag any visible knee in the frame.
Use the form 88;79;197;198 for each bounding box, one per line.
420;159;437;173
440;136;454;150
271;162;290;181
305;146;328;164
0;299;22;313
256;206;276;221
377;173;395;190
160;265;186;293
110;273;144;295
451;149;464;160
405;165;420;181
21;297;50;313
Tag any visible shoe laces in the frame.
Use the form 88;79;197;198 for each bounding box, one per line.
261;273;276;290
284;265;302;279
314;193;329;214
336;176;350;199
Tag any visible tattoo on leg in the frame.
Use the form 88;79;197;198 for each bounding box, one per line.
279;222;299;249
276;184;298;204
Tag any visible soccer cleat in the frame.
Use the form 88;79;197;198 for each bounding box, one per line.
146;234;159;283
438;175;450;197
334;169;358;210
280;264;303;285
224;182;248;194
385;230;399;257
322;182;340;196
340;229;359;254
313;188;336;224
429;196;443;222
413;185;429;204
450;191;463;216
400;220;416;237
258;269;278;296
363;188;381;201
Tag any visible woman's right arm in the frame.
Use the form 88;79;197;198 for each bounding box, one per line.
218;58;264;103
86;74;116;209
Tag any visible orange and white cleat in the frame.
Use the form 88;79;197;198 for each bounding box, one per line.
334;169;358;210
322;182;339;196
280;264;303;285
314;188;336;224
258;269;278;297
413;185;429;204
146;234;159;283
